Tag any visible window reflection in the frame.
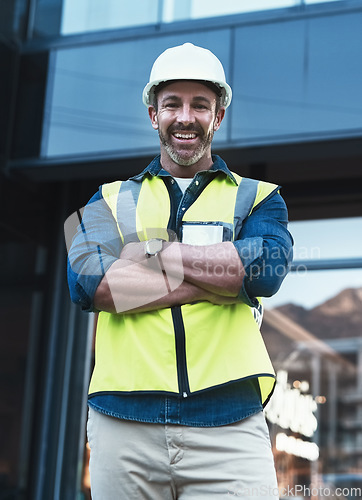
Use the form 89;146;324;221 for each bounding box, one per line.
59;0;343;35
290;218;362;261
263;271;362;497
267;269;362;310
42;34;230;157
61;0;160;35
43;6;362;158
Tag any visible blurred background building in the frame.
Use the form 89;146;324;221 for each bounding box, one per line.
1;1;362;498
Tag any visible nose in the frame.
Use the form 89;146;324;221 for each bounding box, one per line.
177;104;195;126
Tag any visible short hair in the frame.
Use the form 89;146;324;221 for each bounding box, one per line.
151;80;222;114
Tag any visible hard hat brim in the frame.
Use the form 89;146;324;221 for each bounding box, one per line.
142;78;232;109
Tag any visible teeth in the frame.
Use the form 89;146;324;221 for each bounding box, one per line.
174;133;197;139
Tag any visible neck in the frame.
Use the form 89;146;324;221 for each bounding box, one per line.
159;151;213;178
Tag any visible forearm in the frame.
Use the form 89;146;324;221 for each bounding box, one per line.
93;258;217;314
66;189;123;311
161;241;245;297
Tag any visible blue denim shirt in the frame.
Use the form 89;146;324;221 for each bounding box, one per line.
67;155;293;426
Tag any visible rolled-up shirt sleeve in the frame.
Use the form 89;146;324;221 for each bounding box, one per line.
66;188;122;312
232;191;293;307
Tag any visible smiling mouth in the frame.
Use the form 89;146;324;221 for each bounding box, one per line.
172;132;198;140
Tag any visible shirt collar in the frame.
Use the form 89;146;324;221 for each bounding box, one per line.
130;155;238;185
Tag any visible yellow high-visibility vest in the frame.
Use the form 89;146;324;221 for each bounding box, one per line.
89;171;279;405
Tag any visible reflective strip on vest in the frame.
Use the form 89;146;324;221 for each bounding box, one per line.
90;173;279;405
102;178;171;243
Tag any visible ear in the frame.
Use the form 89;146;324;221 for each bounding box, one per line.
213;107;225;131
148;106;158;130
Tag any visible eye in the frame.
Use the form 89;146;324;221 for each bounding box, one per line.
164;102;178;109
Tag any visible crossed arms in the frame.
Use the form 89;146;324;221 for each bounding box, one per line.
67;188;293;314
94;241;244;313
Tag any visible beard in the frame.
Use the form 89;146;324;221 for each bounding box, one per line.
159;125;214;166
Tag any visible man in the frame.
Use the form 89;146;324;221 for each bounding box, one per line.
67;42;293;499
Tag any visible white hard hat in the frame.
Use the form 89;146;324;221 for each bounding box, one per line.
142;42;232;108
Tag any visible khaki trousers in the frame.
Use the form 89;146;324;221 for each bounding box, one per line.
87;407;279;499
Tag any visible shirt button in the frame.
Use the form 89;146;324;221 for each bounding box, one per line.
195;180;199;186
171;179;175;184
182;207;186;211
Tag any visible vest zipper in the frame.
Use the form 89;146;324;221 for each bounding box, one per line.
164;176;192;397
171;306;190;397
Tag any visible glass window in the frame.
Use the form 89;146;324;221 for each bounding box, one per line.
41;3;362;158
290;217;362;262
261;215;362;496
189;0;343;22
190;0;298;19
231;11;362;144
59;1;344;35
267;217;362;309
232;13;362;145
231;19;305;143
42;32;230;157
306;0;341;4
61;0;160;35
306;11;362;135
267;269;362;310
43;41;158;156
263;272;362;497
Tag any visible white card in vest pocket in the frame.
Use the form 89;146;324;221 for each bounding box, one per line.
182;224;223;246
